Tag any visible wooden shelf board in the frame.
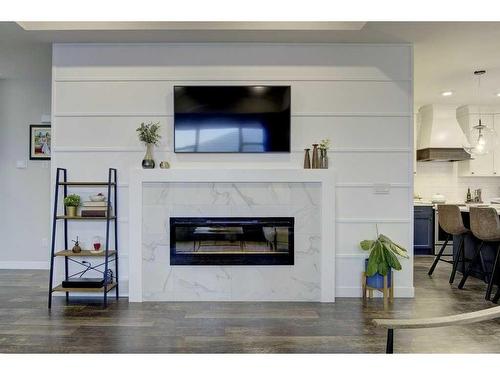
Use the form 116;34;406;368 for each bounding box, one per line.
56;216;116;220
58;182;116;186
55;250;117;257
52;282;117;293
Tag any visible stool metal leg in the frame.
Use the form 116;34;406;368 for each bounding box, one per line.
450;235;465;284
485;243;500;301
386;329;394;354
429;235;450;276
492;287;500;304
479;253;489;283
458;241;484;289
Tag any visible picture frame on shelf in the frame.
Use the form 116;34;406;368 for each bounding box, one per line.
29;124;51;160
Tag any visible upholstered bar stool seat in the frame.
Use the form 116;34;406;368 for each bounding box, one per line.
458;207;500;302
428;205;469;284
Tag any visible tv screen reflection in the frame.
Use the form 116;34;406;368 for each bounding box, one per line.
174;86;290;153
175;118;269;153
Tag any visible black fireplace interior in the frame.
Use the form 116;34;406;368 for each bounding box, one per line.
170;217;294;265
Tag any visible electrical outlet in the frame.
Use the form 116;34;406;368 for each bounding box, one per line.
41;114;51;123
16;160;27;169
41;238;49;248
373;183;391;195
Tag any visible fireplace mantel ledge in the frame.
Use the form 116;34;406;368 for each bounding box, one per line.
129;168;333;183
128;167;335;303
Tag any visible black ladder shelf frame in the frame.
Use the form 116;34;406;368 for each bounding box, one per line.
48;167;119;308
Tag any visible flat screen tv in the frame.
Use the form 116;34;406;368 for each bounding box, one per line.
174;86;291;153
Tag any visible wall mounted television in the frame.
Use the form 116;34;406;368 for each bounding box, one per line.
174;86;291;153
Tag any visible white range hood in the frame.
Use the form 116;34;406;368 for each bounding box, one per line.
417;104;471;161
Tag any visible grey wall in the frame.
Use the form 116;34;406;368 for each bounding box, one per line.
0;42;52;268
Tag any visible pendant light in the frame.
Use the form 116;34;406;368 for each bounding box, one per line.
464;70;498;156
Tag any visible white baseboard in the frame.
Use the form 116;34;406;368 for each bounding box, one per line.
336;286;415;298
0;261;49;270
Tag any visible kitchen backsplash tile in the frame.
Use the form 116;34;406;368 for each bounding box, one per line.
415;162;500;203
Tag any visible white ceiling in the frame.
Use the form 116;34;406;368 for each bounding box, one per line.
3;21;500;108
17;22;367;31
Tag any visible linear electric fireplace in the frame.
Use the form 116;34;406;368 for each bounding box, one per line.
170;217;294;265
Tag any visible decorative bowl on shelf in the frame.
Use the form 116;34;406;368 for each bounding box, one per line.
89;193;106;202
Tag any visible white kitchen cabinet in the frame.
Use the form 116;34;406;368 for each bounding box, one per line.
493;113;500;176
457;113;496;176
414;112;419;175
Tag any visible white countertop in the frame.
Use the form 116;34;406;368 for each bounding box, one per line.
413;200;434;207
414;200;500;214
458;203;500;214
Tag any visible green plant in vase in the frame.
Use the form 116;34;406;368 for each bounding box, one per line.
64;194;80;217
360;225;409;289
136;121;161;169
318;138;331;169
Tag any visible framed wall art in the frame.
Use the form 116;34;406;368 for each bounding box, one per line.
29;124;51;160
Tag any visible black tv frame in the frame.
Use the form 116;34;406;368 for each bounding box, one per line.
173;85;291;154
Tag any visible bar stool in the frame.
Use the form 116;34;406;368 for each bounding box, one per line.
428;205;469;284
458;207;500;301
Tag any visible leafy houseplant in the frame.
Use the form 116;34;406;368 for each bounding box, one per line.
64;194;80;217
136;122;161;169
360;226;409;288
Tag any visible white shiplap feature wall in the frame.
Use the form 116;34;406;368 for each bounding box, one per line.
52;43;414;298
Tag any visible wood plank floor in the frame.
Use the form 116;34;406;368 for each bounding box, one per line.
1;256;500;353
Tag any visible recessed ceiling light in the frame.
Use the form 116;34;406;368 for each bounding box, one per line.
441;91;453;97
496;92;500;97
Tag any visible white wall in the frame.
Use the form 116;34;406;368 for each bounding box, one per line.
414;162;500;202
52;43;414;297
0;43;52;269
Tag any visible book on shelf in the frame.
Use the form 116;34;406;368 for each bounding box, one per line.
82;201;108;207
81;211;108;217
81;206;108;211
81;207;112;217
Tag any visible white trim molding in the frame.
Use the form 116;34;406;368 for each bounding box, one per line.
53;146;411;154
54;112;412;119
129;168;336;303
0;261;49;270
336;218;411;223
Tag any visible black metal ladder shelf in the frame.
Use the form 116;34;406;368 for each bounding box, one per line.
48;168;119;308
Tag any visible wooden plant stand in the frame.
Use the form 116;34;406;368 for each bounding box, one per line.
362;271;394;308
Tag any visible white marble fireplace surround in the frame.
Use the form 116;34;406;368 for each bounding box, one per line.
129;168;335;302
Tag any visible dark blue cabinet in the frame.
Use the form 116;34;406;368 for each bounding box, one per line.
414;206;434;254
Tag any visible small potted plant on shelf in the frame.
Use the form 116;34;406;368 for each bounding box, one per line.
136;121;161;169
64;194;81;217
360;225;409;290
